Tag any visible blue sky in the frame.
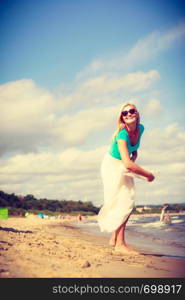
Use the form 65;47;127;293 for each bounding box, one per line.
0;0;185;206
1;0;185;88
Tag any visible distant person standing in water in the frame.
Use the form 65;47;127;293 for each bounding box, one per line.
98;103;155;255
160;204;172;225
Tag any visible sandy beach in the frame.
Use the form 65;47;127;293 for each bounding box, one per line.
0;216;185;278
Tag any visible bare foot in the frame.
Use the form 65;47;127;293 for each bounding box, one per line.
115;244;140;255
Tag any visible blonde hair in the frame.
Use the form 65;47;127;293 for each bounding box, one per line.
111;103;140;141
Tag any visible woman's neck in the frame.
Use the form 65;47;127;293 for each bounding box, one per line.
125;123;137;133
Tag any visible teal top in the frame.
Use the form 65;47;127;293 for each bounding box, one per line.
109;124;144;160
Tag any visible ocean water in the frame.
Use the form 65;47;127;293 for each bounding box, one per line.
74;214;185;259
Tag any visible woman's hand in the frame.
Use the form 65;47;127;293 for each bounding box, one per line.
147;173;155;182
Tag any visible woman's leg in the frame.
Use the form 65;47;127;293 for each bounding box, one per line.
109;213;131;246
109;223;123;246
113;213;139;254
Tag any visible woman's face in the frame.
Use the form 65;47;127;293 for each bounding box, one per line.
121;105;138;125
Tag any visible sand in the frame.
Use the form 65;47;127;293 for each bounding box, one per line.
0;216;185;278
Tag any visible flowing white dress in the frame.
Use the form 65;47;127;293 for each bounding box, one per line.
97;153;135;232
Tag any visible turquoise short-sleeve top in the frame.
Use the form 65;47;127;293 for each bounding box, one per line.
109;124;144;160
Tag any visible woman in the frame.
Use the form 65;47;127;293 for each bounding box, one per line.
97;103;155;254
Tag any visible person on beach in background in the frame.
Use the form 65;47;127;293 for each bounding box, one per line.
77;214;82;221
160;204;172;225
97;103;155;255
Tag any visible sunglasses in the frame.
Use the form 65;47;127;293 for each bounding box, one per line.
122;108;136;117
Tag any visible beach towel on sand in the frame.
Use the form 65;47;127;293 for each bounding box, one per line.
97;153;135;232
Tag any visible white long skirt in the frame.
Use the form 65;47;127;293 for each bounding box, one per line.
97;153;135;233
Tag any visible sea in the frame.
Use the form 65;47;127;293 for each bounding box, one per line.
73;214;185;259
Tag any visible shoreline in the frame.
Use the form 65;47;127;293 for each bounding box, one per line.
0;216;185;278
73;213;185;260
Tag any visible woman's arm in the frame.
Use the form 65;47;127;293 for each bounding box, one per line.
118;139;155;182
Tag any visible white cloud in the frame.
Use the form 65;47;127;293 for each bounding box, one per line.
140;123;185;163
0;146;107;204
0;79;55;124
0;79;117;153
123;22;185;68
58;70;160;112
135;123;185;204
52;105;120;146
77;21;185;79
0;79;56;154
0;146;108;175
144;99;163;116
82;70;160;93
0;69;159;154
